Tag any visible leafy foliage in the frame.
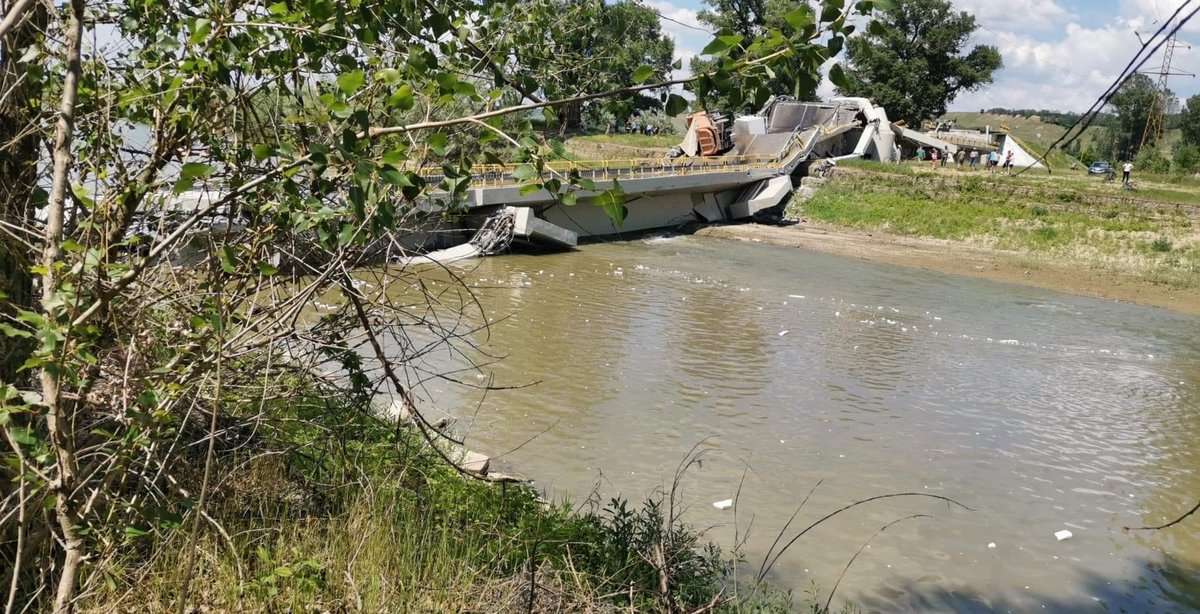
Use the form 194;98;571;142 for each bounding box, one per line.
0;0;881;609
691;1;824;112
506;0;676;130
838;0;1002;126
1109;74;1166;158
1181;95;1200;147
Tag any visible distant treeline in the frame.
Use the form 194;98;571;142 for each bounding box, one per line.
980;108;1187;131
980;108;1118;129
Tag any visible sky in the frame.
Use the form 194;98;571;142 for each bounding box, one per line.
646;0;1200;113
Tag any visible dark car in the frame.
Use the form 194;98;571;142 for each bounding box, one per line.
1088;161;1114;176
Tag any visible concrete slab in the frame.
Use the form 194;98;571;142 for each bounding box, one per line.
509;206;578;247
727;175;793;219
461;451;490;475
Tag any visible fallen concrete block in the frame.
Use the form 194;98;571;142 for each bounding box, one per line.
461;450;490;475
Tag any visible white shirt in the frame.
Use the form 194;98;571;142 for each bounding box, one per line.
1124;163;1133;172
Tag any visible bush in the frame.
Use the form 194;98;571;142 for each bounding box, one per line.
1173;144;1200;174
1151;237;1173;253
1135;147;1172;174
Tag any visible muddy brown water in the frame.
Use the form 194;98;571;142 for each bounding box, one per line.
381;235;1200;612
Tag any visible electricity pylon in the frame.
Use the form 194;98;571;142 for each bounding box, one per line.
1137;33;1193;152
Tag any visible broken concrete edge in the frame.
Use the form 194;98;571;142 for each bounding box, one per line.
371;397;534;484
507;206;578;247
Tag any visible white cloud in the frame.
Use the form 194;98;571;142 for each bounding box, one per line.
645;0;712;80
952;0;1072;31
953;12;1200;111
649;0;1200;112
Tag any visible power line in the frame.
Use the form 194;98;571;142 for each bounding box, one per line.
1024;0;1199;172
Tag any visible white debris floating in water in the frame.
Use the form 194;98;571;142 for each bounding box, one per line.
778;330;790;337
987;542;997;549
712;499;734;510
1054;529;1073;541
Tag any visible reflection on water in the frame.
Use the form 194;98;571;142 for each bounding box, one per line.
396;235;1200;612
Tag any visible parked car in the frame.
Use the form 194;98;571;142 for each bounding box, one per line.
1088;161;1114;176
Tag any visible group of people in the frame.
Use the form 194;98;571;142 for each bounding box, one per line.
915;147;1017;173
609;119;665;136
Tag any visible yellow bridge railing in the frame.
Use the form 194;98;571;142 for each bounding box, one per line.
411;121;845;191
413;152;792;189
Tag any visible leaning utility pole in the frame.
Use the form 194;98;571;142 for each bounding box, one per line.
1137;32;1193;151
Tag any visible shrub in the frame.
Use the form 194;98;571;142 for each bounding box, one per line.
1151;237;1173;253
1135;147;1172;174
1173;144;1200;174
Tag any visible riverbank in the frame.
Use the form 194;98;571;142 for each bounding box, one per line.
75;374;789;612
698;223;1200;315
696;164;1200;315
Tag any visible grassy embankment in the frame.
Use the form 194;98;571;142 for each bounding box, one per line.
941;111;1185;169
78;374;790;612
790;161;1200;289
562;133;678;160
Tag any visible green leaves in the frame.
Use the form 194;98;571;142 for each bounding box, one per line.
173;162;214;194
388;84;414;111
217;245;237;274
189;18;212;45
512;164;538;181
829;63;849;89
427;132;448;156
632;65;656;84
375;68;402;85
665;94;688;117
596;181;627;226
784;7;814;30
701;34;743;57
337;70;365;95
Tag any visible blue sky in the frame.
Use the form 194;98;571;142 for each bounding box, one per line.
647;0;1200;112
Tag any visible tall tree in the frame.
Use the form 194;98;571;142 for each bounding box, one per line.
1180;94;1200;147
836;0;1002;126
509;0;675;130
1109;74;1163;158
692;0;827;113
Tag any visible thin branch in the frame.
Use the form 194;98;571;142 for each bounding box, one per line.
1125;499;1200;531
0;0;35;41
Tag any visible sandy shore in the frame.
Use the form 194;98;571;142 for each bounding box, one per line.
697;223;1200;316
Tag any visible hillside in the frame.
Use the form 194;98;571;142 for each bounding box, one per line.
941;112;1094;169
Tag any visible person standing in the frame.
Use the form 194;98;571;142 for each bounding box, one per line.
969;149;979;168
1123;161;1133;185
941;147;950;167
1003;151;1015;174
930;148;939;168
916;148;926;162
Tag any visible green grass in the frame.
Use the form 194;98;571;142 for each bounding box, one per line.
567;133;680;149
792;170;1200;287
77;377;791;612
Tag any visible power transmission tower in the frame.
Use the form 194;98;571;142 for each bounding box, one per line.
1136;32;1193;152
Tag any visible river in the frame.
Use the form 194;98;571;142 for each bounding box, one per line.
398;235;1200;612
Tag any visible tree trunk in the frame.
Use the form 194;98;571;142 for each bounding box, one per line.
0;0;46;384
42;0;85;611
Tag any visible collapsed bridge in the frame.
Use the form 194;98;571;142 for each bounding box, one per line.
419;96;900;254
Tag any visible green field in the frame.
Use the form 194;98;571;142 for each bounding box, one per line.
793;164;1200;288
